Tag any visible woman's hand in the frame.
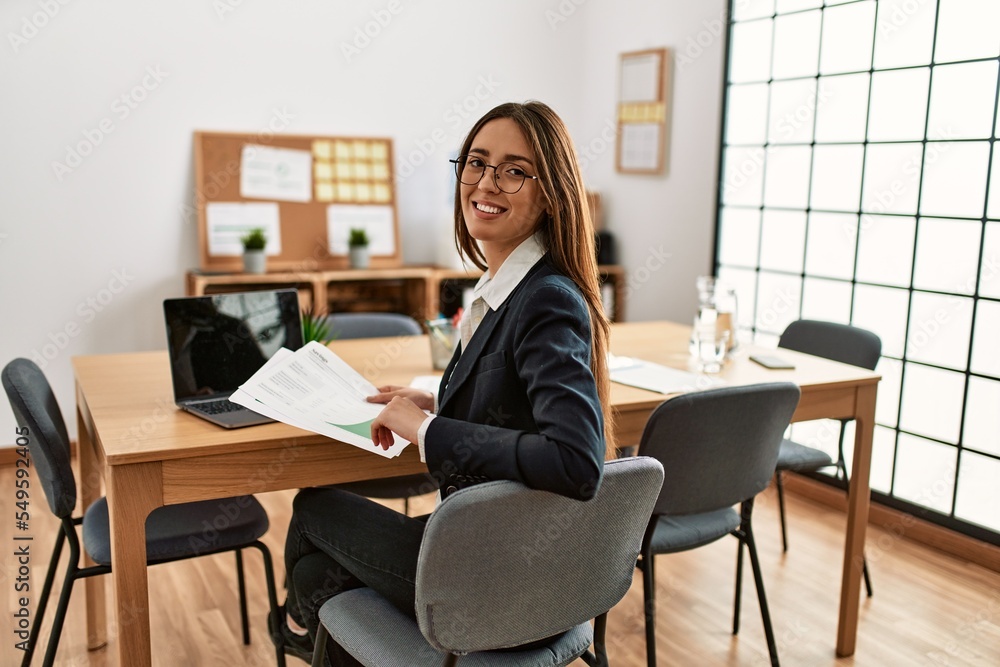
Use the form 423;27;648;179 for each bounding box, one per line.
367;385;435;411
369;396;431;450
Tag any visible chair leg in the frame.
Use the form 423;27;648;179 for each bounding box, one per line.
775;471;789;552
741;502;780;667
20;530;66;667
311;623;328;667
236;549;250;645
863;557;874;598
442;654;458;667
733;538;744;635
639;550;657;667
590;612;610;667
42;557;80;667
249;542;286;667
404;497;411;516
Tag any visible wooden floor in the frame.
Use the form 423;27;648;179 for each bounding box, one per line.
2;471;998;667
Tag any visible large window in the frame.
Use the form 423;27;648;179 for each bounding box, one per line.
716;0;1000;542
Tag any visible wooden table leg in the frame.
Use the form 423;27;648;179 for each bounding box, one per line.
76;405;106;650
106;462;162;667
837;382;877;657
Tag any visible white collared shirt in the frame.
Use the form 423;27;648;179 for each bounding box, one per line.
416;232;546;461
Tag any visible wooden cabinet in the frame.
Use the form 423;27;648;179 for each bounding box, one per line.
186;265;625;323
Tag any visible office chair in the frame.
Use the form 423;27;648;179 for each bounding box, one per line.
309;456;665;667
775;319;881;598
325;311;423;340
2;358;285;667
636;382;800;667
324;312;439;513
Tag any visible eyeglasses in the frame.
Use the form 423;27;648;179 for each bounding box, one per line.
449;155;539;194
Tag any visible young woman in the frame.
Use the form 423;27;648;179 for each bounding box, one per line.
275;100;616;664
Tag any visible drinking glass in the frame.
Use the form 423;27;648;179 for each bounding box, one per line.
427;319;459;370
696;328;729;374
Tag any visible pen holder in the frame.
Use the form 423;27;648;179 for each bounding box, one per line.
427;319;459;370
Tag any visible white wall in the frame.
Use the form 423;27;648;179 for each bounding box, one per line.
578;0;727;324
0;0;726;444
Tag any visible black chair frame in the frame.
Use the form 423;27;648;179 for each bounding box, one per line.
22;511;286;667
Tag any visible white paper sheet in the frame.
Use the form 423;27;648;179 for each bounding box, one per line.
326;204;396;255
619;123;661;171
232;342;410;458
609;354;724;394
620;53;661;102
206;202;282;257
240;144;313;202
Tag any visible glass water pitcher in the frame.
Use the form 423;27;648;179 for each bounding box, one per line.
694;275;739;355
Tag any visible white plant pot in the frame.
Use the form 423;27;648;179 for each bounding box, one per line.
242;250;267;274
349;246;370;269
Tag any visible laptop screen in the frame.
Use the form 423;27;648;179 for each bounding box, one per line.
164;289;304;401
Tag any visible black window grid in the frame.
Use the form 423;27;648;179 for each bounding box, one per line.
714;0;1000;545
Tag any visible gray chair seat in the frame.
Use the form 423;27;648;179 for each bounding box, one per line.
83;496;270;565
321;588;593;667
648;507;741;554
776;438;834;473
310;457;665;667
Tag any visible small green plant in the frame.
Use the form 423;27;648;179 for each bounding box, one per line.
241;228;267;251
348;227;369;248
300;306;333;344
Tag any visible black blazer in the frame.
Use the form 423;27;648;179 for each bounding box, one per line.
425;256;605;501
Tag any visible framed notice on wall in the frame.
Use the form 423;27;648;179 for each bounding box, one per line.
616;48;672;175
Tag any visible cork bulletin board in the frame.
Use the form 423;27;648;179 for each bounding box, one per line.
193;131;402;272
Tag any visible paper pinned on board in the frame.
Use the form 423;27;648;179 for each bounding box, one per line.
206;202;282;257
240;144;313;202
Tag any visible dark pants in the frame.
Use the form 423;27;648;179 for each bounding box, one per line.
284;487;427;666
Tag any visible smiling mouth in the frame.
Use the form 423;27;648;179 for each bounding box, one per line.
474;201;507;215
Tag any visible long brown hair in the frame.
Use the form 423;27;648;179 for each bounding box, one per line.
453;101;617;459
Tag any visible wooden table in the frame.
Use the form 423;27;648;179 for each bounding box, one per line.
72;321;878;665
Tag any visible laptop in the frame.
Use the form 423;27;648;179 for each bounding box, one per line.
163;289;304;428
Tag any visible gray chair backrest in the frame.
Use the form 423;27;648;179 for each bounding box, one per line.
414;457;664;653
779;319;881;371
326;312;423;340
2;358;77;518
638;383;800;517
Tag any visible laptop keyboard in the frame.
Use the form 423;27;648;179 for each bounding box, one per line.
196;399;245;415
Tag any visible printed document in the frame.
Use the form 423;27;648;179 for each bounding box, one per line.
231;342;410;458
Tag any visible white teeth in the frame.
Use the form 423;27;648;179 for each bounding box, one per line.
476;202;504;214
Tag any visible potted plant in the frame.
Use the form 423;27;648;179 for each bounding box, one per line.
300;306;333;344
241;228;267;274
348;227;370;269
